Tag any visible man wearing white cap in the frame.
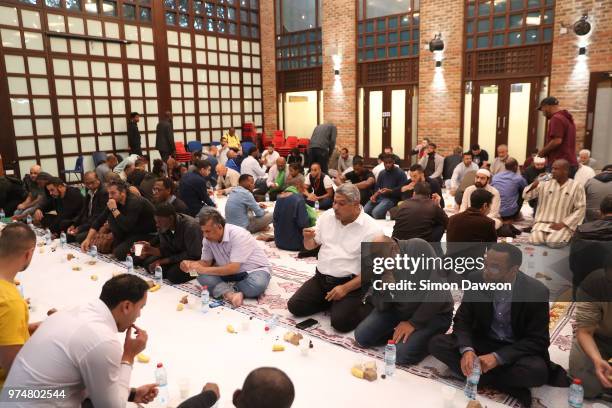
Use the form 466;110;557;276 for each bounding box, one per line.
459;168;502;230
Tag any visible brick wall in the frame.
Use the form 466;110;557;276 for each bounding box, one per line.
549;1;612;148
260;0;278;136
417;0;464;156
321;0;357;155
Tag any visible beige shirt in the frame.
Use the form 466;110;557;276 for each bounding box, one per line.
216;167;241;193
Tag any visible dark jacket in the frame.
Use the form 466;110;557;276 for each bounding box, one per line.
127;169;148;188
92;192;156;240
47;186;84;233
150;214;203;265
391;197;448;241
127;120;141;154
177;390;218;408
447;208;496;243
453;271;568;386
273;193;310;251
570;216;612;292
167;196;189;215
443;154;462;181
178;171;215;217
73;186;109;233
397;177;445;208
0;176;25;216
155;120;175;154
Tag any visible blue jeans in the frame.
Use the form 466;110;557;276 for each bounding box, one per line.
363;197;396;219
354;309;452;365
196;269;271;299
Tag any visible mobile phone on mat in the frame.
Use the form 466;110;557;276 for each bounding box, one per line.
296;318;318;330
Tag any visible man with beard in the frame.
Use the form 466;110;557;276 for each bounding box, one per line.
365;155;407;219
66;171;108;243
536;97;578;177
152;177;188;214
418;142;444;185
459;168;502;230
584;165;612;222
37;177;84;235
490;144;519;175
266;157;289;201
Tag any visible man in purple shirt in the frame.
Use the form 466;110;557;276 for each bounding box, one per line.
179;210;271;307
491;158;527;220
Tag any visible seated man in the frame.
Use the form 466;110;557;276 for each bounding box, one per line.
287;184;383;332
443;146;463;187
287;162;304;183
178;367;295;408
397;163;444;208
584;164;612;222
418;142;444;184
356;237;453;365
67;171;108;243
569;264;612;400
266;157;289;201
273;176;315;251
126;158;149;187
0;223;39;388
261;144;280;170
364;154;407;219
36;177;84;235
0;176;25;218
2;274;158;407
451;152;479;194
178;159;216;217
337;155;375;205
304;162;334;210
225;175;272;233
490;144;519;175
96;153;118;182
81;179;157;260
216;163;240;196
392;182;448;242
135;203;202;284
490;158;527;220
153;177;188;214
12;165;43;220
459;168;502;230
523;159;586;248
429;243;567;407
180;210;271;307
226;148;242;173
522;156;547;213
240;147;268;195
337;148;353;175
286;148;303;167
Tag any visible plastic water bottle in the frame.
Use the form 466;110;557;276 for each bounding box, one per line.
154;265;163;285
265;314;279;332
155;363;170;406
385;211;391;221
17;282;24;299
464;357;481;400
125;255;134;273
314;200;320;211
201;286;210;313
59;232;67;248
0;209;5;220
26;214;33;227
265;192;270;202
89;245;98;260
44;229;52;245
568;378;584;408
384;340;397;376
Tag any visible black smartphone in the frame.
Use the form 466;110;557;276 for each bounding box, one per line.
296;318;318;330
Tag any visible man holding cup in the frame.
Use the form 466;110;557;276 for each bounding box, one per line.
133;203;203;284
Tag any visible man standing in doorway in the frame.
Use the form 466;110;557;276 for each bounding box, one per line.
156;111;175;162
128;112;142;156
536;97;578;177
308;122;337;174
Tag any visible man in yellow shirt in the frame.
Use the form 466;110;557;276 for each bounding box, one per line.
0;223;37;388
224;127;241;150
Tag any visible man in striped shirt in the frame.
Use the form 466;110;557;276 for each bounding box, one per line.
523;159;586;247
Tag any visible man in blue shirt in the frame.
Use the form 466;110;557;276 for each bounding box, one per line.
491;158;527;220
178;159;216;217
364;155;407;219
225;174;272;233
273;175;312;251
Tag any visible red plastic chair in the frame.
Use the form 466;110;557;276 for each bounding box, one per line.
278;136;299;156
261;132;271;148
297;138;310;154
174;141;192;163
271;130;285;148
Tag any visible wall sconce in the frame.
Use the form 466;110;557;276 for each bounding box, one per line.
332;53;342;78
429;33;444;67
573;15;591;36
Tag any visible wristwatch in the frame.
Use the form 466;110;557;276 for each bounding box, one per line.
128;388;136;402
110;208;118;213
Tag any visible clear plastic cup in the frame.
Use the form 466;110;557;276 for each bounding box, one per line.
134;243;143;257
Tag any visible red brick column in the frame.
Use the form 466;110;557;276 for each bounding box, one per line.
549;2;612;148
417;0;464;156
260;0;278;136
321;0;357;154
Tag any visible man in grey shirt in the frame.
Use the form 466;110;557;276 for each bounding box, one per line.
308;122;337;174
584;164;612;222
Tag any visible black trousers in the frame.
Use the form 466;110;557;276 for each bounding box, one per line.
138;255;193;284
112;233;153;261
428;333;549;389
308;147;329;174
41;214;73;235
159;150;172;162
287;270;372;333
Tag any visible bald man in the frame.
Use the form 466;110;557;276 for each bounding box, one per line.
490;145;519;175
266;157;288;201
13;165;44;220
523;159;586;247
215;164;240;196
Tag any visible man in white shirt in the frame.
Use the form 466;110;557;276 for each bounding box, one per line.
217;137;230;166
451;152;479;191
2;274;157;407
215;163;240;196
240;146;268;195
113;154;141;179
459;168;502;230
574;162;596;186
261;144;280;170
287;184;383;332
266;157;289;201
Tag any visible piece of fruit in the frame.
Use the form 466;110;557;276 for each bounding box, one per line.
136;353;150;363
148;284;161;292
72;266;81;271
176;303;184;311
272;344;285;352
351;367;364;379
90;275;98;281
226;325;236;334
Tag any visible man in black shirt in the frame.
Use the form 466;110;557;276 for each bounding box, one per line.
67;171;108;243
396;164;445;208
337;156;375;205
153;177;188;214
127;112;142;156
36;177;84;235
392;182;448;242
134;203;202;284
471;143;489;168
81;179;156;260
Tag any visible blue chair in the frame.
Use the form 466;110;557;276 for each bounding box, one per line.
92;151;107;167
241;141;255;154
61;155;84;183
187;140;203;153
